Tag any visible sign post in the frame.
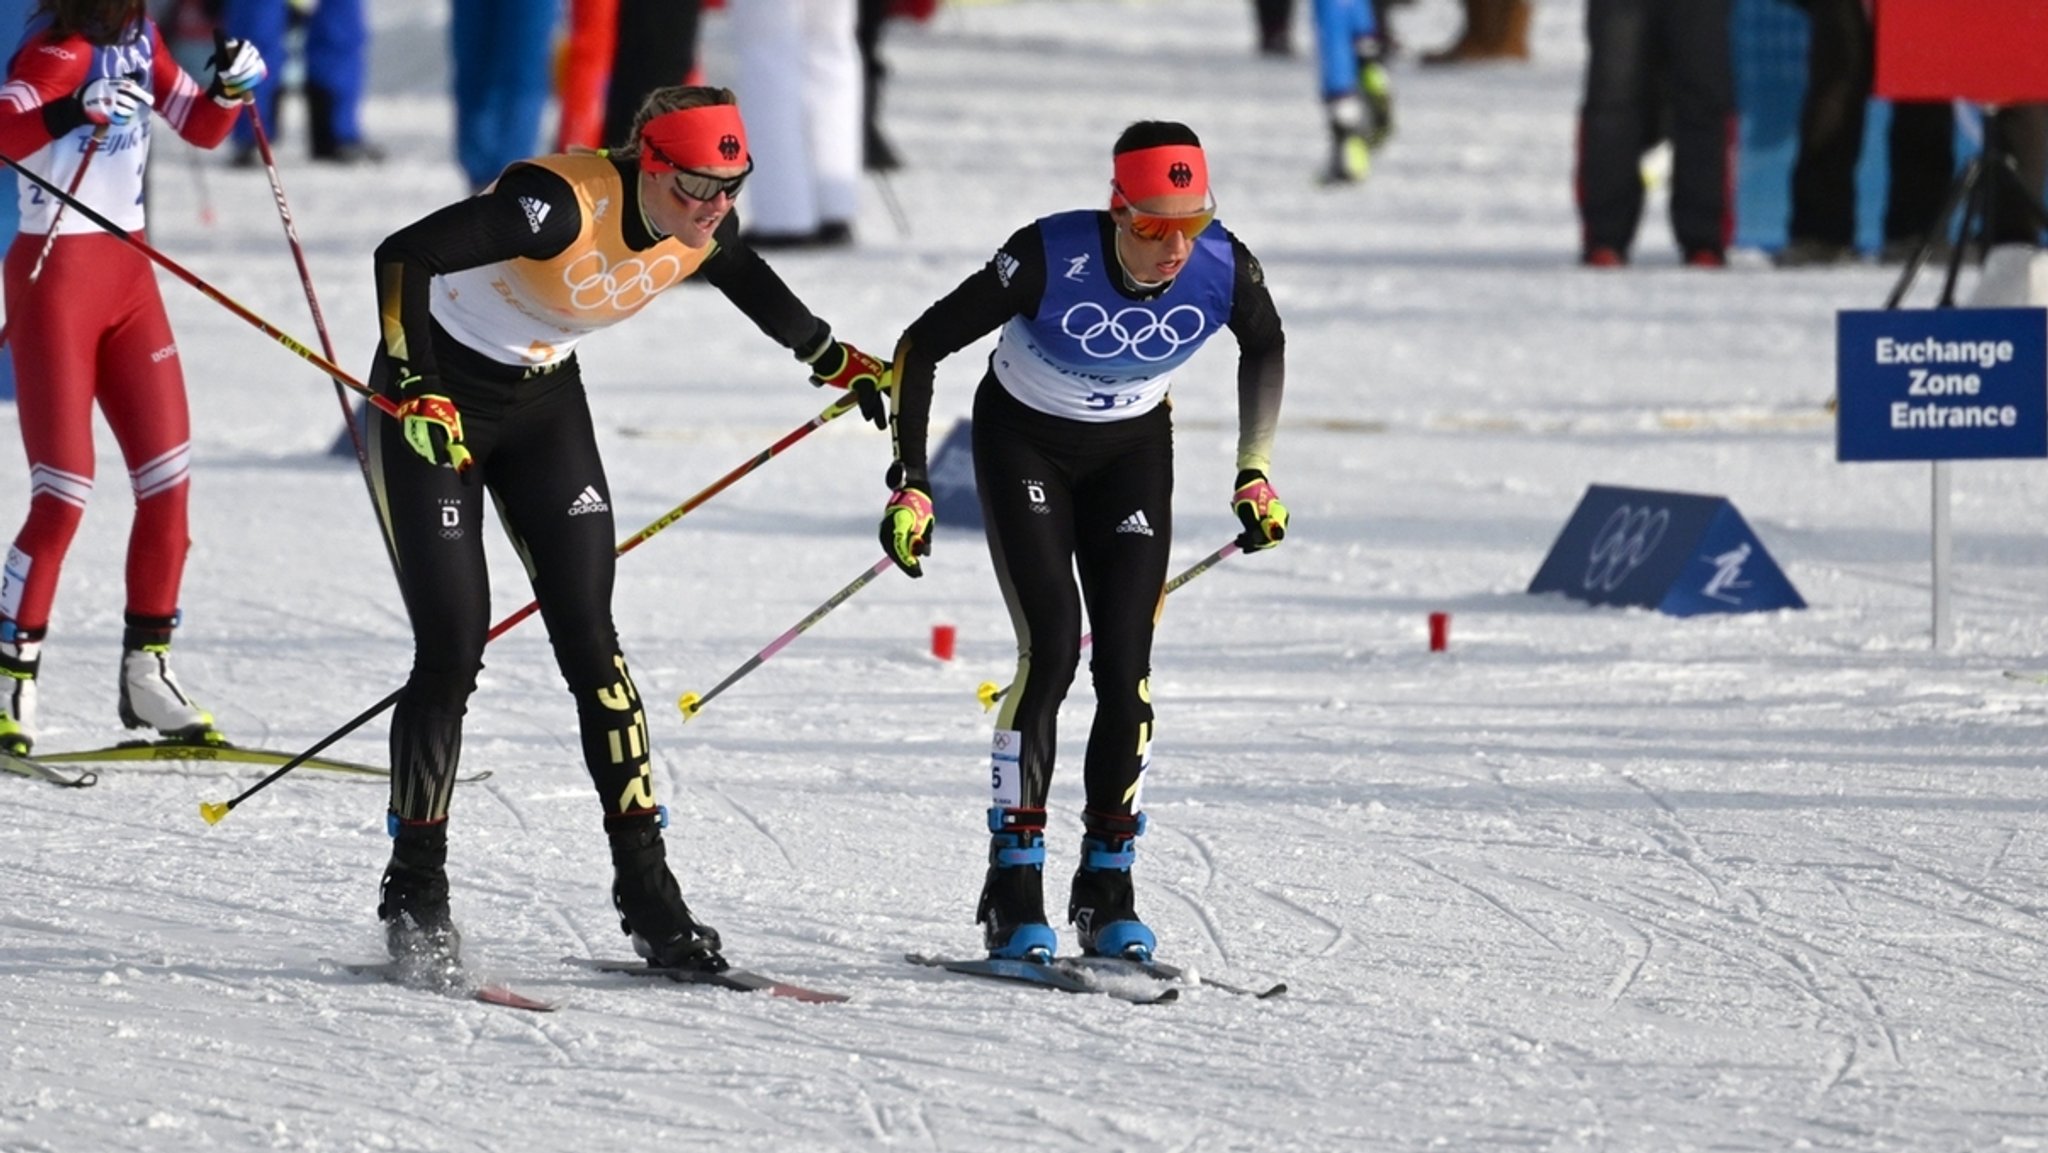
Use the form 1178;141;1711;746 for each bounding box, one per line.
1836;307;2048;647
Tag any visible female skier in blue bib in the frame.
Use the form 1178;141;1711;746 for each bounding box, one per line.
877;121;1291;963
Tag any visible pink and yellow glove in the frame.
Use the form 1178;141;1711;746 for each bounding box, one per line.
879;482;934;578
1231;469;1288;551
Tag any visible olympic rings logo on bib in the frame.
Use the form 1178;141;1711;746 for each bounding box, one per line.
1060;302;1207;362
563;250;684;312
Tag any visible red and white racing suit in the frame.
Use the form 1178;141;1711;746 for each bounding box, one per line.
0;17;238;636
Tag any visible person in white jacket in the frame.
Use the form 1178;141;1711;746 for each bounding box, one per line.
730;0;863;248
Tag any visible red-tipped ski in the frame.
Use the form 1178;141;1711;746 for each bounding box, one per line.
329;959;557;1012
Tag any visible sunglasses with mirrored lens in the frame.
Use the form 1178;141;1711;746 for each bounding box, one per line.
1114;183;1217;242
670;158;753;203
1127;207;1215;242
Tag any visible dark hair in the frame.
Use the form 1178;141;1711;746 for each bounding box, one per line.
37;0;143;43
1113;121;1201;157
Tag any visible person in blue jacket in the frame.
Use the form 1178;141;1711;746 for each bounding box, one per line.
449;0;557;191
875;121;1292;965
1314;0;1393;183
217;0;374;163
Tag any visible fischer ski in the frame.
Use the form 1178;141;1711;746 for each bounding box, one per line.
35;738;491;781
1058;954;1287;999
329;958;556;1012
905;952;1180;1005
567;956;850;1004
0;747;98;788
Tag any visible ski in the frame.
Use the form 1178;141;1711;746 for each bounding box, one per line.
905;952;1179;1005
328;958;556;1012
34;738;491;782
1058;955;1287;999
0;748;98;788
566;956;850;1004
2003;670;2048;685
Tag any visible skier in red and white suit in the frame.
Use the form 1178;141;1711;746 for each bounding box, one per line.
0;0;264;756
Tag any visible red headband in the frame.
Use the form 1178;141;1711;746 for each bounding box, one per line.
639;105;749;174
1111;144;1208;205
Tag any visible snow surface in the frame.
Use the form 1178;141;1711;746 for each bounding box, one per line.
7;1;2048;1149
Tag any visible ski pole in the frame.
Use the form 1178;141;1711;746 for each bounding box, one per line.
198;688;394;824
872;169;911;240
0;148;404;422
976;540;1242;711
198;393;863;823
490;390;864;638
27;126;105;283
247;100;364;465
0;125;107;350
677;556;896;722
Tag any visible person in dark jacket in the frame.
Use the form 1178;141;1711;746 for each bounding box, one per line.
1574;0;1733;267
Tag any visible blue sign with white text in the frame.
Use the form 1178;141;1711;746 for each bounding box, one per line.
1528;485;1805;616
1837;308;2048;461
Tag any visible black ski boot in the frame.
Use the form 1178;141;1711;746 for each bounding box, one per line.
377;818;462;982
977;807;1057;961
607;810;726;973
1069;811;1156;962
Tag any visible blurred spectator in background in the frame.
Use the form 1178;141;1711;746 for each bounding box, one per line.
732;0;861;248
1778;0;2047;272
1575;0;1732;267
554;0;612;150
601;0;701;149
1254;0;1293;55
1258;0;1403;58
1966;104;2048;305
1314;0;1394;183
451;0;558;192
857;0;934;171
218;0;379;164
556;0;702;154
856;0;896;170
1422;0;1529;65
150;0;213;73
1775;0;1949;267
1980;107;2048;247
